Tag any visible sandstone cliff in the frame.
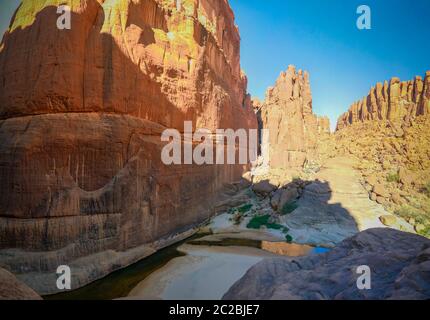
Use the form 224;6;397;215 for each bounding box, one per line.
337;72;430;130
0;0;257;294
257;65;330;170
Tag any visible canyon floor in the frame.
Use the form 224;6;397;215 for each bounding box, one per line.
6;150;426;301
40;154;426;300
285;156;413;246
122;156;415;300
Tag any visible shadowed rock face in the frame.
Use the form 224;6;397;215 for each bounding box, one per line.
256;65;330;169
0;0;257;294
0;0;256;130
223;228;430;300
0;267;41;300
336;72;430;130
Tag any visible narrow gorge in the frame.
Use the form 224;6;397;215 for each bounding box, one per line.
0;0;429;301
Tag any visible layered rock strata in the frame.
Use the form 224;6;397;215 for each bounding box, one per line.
0;0;257;294
337;72;430;129
331;73;430;237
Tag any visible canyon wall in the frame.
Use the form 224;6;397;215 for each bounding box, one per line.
332;73;430;236
257;65;329;170
337;72;430;130
0;0;257;293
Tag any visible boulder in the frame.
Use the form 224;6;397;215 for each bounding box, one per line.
399;168;414;185
223;228;430;300
376;196;387;205
366;176;378;187
278;188;299;211
379;215;399;228
0;268;41;300
416;224;426;233
252;180;277;196
391;193;403;205
373;184;390;198
270;189;283;210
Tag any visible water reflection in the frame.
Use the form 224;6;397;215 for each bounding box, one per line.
44;235;330;300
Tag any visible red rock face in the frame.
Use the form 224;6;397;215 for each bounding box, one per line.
336;72;430;130
0;0;257;293
0;0;255;130
258;65;329;169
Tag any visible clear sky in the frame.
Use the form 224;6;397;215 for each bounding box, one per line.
1;1;430;130
0;0;20;38
230;0;430;129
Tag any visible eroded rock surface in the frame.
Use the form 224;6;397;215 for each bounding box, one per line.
0;268;41;300
0;0;257;294
327;74;430;238
257;65;330;170
223;228;430;300
337;72;430;129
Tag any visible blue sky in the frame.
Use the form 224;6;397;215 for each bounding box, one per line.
230;0;430;127
1;1;430;129
0;0;20;37
230;0;430;129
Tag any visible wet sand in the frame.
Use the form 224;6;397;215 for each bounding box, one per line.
128;244;276;300
127;213;330;300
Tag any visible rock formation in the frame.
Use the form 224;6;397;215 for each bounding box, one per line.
329;73;430;238
337;72;430;130
257;65;330;170
224;228;430;300
0;268;42;300
0;0;257;294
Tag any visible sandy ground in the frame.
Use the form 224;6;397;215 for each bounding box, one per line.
128;156;414;300
128;244;276;300
283;157;415;246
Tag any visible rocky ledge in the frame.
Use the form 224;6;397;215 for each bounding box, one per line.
223;228;430;300
0;268;41;300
